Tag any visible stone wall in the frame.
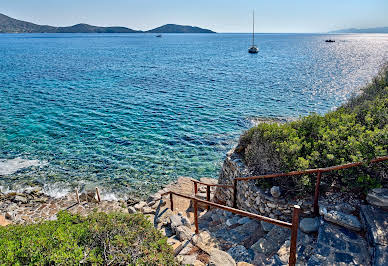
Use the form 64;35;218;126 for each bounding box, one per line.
214;148;314;222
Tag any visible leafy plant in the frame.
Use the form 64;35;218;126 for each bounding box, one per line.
237;65;388;195
0;211;177;265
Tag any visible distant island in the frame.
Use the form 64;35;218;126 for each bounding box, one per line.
0;13;216;34
329;26;388;33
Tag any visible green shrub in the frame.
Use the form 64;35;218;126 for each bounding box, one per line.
0;211;177;265
237;66;388;195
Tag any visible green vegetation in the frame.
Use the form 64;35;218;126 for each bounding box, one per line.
0;211;177;265
236;66;388;195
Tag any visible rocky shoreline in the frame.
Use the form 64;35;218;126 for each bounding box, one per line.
1;174;387;265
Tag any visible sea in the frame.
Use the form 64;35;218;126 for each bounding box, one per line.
0;33;387;199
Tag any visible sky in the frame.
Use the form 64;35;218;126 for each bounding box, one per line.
1;0;388;33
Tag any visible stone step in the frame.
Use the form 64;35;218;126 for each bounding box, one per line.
307;220;370;265
360;204;388;266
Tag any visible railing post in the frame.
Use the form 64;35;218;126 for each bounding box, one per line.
95;187;101;203
289;205;301;266
233;179;237;208
314;171;322;216
206;185;211;210
170;192;174;211
193;199;199;234
194;182;198;195
75;189;80;204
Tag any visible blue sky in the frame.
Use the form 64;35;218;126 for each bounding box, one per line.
1;0;387;33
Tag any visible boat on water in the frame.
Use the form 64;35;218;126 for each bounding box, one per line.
325;39;335;43
156;34;162;38
248;11;259;54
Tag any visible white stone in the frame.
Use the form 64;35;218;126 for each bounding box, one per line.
270;186;281;198
299;217;319;233
209;249;236;266
324;210;361;231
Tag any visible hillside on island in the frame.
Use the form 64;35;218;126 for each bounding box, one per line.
0;13;215;33
235;66;388;195
329;26;388;33
147;24;215;33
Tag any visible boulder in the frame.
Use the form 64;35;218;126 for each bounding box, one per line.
209;249;236;266
141;206;155;214
299;217;319;233
169;214;191;233
226;216;240;227
367;188;388;209
260;221;274;232
324;210;361;231
227;245;254;263
134;201;147;211
14;195;28;204
270;186;281;198
176;225;194;241
128;206;137;214
237;217;251;225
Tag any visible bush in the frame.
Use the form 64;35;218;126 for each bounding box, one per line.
236;66;388;195
0;211;177;265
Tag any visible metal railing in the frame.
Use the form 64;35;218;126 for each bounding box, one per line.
161;190;301;266
232;155;388;215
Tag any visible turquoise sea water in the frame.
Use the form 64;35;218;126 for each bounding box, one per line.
0;33;387;199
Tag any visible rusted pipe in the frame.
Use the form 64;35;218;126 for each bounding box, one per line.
193;199;199;234
170;192;174;211
233;179;237;208
95;187;101;203
314;171;322;216
289;205;301;266
206;185;211;210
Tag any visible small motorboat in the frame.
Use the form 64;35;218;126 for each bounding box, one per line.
325;39;335;43
156;34;162;38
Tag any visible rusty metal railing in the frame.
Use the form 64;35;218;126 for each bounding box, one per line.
161;190;301;266
232;155;388;215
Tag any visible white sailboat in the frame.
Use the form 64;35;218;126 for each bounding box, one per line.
248;11;259;54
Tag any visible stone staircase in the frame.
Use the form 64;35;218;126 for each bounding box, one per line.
133;178;388;266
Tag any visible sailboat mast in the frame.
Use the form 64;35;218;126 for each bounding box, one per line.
252;10;255;46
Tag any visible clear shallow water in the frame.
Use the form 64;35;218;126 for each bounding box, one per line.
0;33;387;199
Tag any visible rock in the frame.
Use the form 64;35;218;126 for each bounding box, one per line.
128;206;137;214
194;260;206;266
270;186;281;198
209;249;236;266
4;212;13;220
367;188;388;209
236;263;255;266
237;217;251;225
299;217;319;233
14;195;28;204
324;210;361;231
141;206;155;214
334;203;356;214
176;225;194;241
261;221;274;232
177;254;197;265
169;214;191;233
360;204;388;246
251;238;270;254
0;215;11;226
227;245;254;263
319;206;328;216
373;245;388;266
167;237;183;255
226;216;240;227
147;193;161;203
134;201;147;211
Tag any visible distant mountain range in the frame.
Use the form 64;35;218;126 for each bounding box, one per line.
0;13;215;33
329;27;388;33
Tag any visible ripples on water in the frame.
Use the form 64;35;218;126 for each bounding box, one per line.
0;33;387;198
